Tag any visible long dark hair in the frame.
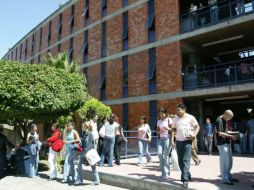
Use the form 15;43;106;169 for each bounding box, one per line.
109;114;116;125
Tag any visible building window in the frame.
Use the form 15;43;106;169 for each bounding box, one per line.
123;0;128;7
19;44;23;61
38;55;41;64
122;103;129;130
148;48;156;94
15;47;18;61
24;39;28;60
83;0;90;26
99;62;106;100
122;56;128;97
31;33;35;57
101;22;107;58
149;100;157;130
146;0;155;29
57;13;62;39
68;38;74;62
70;5;75;34
39;28;42;52
122;12;128;40
102;0;107;17
48;21;52;47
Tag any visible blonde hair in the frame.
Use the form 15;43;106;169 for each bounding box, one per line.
82;122;92;131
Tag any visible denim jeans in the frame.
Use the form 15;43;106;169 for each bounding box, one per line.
73;151;83;183
100;136;115;166
204;136;213;154
210;6;218;24
0;153;6;178
176;140;192;182
114;135;122;164
249;134;254;154
158;137;170;177
28;144;39;177
138;139;152;164
217;143;233;182
63;151;75;181
91;165;100;184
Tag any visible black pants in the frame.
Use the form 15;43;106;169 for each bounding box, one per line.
114;136;122;164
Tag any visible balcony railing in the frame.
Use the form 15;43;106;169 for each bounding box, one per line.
181;0;254;33
182;58;254;90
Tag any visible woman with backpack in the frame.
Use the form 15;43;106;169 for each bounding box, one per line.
47;123;61;180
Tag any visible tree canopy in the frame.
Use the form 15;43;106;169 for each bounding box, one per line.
0;60;89;123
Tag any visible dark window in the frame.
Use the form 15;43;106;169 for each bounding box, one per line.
58;43;61;52
82;41;88;54
15;47;18;61
122;103;129;130
122;12;128;40
83;30;89;63
123;0;128;7
99;62;106;100
101;22;106;57
101;0;107;9
38;55;41;64
31;33;35;56
148;48;156;94
48;21;52;47
39;28;42;51
149;29;156;43
19;44;23;60
123;39;128;51
83;0;90;26
70;5;75;34
57;13;62;38
149;100;157;130
68;38;74;62
24;39;28;60
146;0;155;29
11;51;13;60
122;56;128;97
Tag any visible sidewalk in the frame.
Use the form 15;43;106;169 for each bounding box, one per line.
84;154;254;190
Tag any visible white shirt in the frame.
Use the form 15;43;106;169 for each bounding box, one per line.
90;120;99;140
173;113;198;141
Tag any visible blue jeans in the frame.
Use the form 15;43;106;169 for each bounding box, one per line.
138;139;152;164
158;137;170;177
28;144;39;177
73;151;83;183
210;6;218;24
63;151;75;181
0;153;6;178
249;134;254;154
91;165;100;183
217;143;233;182
239;133;247;154
100;136;115;166
176;140;192;182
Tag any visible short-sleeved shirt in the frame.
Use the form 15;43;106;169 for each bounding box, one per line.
215;116;230;145
138;124;151;140
90;120;99;140
173;113;198;141
247;119;254;134
204;123;214;137
157;117;172;138
105;122;118;138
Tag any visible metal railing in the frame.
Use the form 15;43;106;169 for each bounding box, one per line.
182;58;254;90
121;130;159;159
181;0;254;33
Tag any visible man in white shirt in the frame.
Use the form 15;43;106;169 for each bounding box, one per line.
171;104;200;188
90;114;99;150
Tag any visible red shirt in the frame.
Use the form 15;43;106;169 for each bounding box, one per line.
47;129;61;147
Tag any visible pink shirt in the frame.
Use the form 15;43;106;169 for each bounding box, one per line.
138;124;151;140
173;113;198;141
157;117;172;138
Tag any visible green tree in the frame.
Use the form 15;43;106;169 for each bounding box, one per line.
0;60;89;139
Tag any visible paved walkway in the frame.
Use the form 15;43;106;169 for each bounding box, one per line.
84;154;254;190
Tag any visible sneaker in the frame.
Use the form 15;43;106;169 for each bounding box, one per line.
74;181;82;185
183;181;188;188
223;180;234;185
162;175;169;180
61;179;67;183
48;177;56;181
229;178;239;182
188;175;192;181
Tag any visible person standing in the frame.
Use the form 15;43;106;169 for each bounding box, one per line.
83;122;100;185
47;123;61;180
114;116;127;165
89;114;99;150
215;110;239;185
27;124;41;177
99;114;118;167
171;104;200;188
203;117;214;155
0;124;15;178
238;118;247;154
247;113;254;154
137;116;152;166
157;107;172;180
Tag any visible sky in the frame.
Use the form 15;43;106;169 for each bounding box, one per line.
0;0;69;59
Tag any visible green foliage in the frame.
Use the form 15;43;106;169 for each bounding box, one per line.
0;60;89;123
77;98;111;122
57;115;73;128
44;52;78;73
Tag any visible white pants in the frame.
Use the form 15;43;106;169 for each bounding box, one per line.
48;147;58;178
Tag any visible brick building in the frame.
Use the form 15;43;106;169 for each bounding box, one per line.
2;0;254;145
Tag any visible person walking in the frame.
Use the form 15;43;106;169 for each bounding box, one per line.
27;124;41;178
137;116;152;166
0;124;15;178
203;117;214;155
99;114;118;167
157;107;172;180
215;110;239;185
83;122;100;185
171;104;200;188
89;114;99;150
47;123;61;180
247;113;254;154
191;137;201;165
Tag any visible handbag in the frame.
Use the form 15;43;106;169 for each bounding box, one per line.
170;147;180;171
52;139;64;152
85;148;101;166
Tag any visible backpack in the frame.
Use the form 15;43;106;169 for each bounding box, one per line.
52;139;64;152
